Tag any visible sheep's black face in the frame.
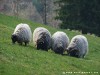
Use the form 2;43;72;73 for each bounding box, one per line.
37;38;48;51
67;47;79;58
11;34;18;44
55;46;64;55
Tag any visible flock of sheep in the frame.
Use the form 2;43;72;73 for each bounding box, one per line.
11;23;89;58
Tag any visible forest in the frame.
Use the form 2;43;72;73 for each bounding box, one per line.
0;0;100;36
55;0;100;36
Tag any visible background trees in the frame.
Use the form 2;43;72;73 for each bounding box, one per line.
55;0;100;36
33;0;51;25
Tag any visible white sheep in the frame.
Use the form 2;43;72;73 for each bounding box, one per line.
33;27;51;51
51;31;69;54
11;23;32;46
66;35;88;58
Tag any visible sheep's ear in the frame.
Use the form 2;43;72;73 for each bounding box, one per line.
73;39;78;43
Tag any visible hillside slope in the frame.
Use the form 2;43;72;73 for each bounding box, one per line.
0;14;100;75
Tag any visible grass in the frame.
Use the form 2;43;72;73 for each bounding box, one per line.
0;14;100;75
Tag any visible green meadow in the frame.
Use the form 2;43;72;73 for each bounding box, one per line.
0;14;100;75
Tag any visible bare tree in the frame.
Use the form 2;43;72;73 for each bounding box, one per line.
40;0;47;25
44;0;47;25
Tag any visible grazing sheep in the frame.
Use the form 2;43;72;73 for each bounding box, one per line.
66;35;88;58
33;27;51;51
11;23;32;46
51;31;69;54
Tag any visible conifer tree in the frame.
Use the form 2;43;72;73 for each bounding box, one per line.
55;0;100;36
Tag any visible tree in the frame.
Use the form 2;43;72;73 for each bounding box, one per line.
43;0;47;25
40;0;52;25
33;0;54;25
55;0;100;36
33;0;47;25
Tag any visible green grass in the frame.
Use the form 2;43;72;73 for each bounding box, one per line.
0;14;100;75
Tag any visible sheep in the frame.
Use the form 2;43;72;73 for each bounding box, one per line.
51;31;69;55
66;35;88;58
11;23;32;46
33;27;51;51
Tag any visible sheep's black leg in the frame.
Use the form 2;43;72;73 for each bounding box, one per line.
44;47;48;51
45;49;48;51
19;42;22;45
37;45;40;50
25;42;27;46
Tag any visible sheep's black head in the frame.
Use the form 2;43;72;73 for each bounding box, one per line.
37;34;48;51
66;47;79;58
11;34;18;44
54;42;64;54
55;46;64;55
